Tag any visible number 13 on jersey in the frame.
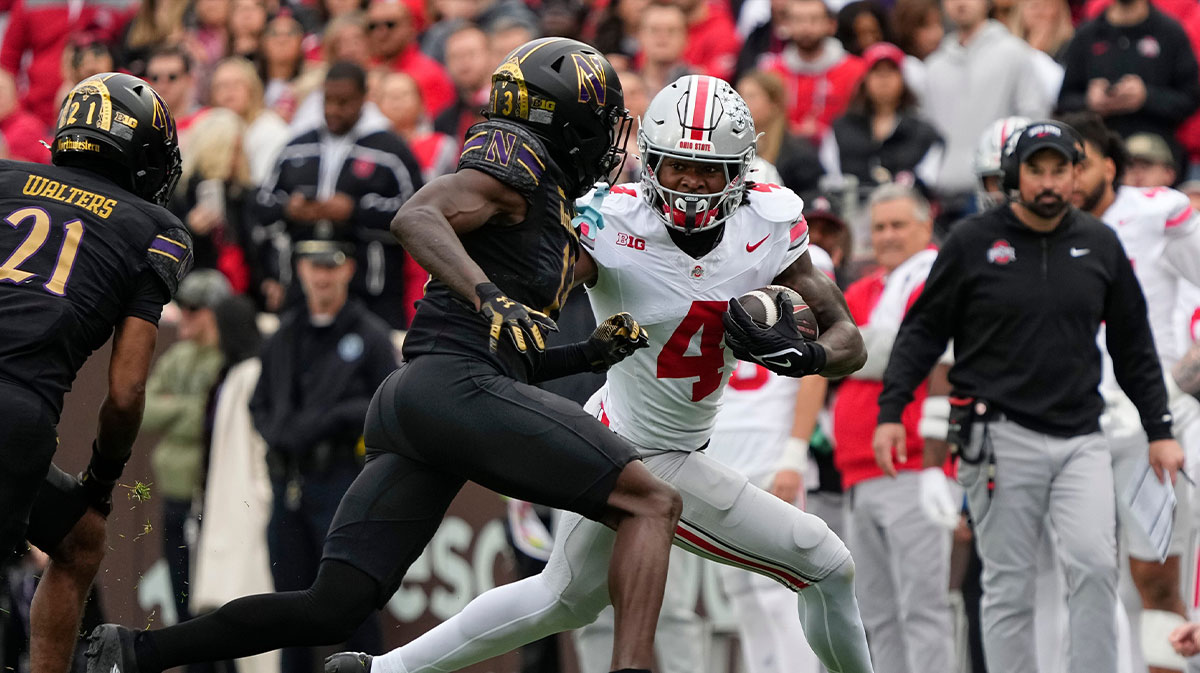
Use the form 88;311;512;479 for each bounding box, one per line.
656;300;728;402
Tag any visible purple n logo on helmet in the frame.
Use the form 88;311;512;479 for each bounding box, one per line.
571;53;607;106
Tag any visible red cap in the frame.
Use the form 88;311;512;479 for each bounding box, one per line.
862;42;905;70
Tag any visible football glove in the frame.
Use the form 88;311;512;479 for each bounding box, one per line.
583;312;650;371
722;295;826;377
476;282;557;358
79;441;123;517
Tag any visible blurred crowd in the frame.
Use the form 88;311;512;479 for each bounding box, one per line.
6;0;1200;671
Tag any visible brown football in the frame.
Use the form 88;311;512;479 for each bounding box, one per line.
737;285;820;340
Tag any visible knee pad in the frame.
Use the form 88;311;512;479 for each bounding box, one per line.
1141;609;1188;669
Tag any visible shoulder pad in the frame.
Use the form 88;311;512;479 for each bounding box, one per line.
145;225;195;297
744;183;805;225
458;120;551;201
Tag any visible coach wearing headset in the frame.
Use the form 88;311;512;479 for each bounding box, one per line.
872;119;1185;673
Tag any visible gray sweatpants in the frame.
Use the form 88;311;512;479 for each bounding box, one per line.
961;419;1118;673
845;472;956;673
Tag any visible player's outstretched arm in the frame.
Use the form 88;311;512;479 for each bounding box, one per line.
83;316;159;514
773;251;866;378
390;168;527;309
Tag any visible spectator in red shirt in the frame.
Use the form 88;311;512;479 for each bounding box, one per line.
832;182;955;673
675;0;741;81
367;0;455;118
636;3;694;93
0;0;133;125
765;0;866;141
376;71;457;181
0;71;47;163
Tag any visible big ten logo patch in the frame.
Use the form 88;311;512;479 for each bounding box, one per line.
616;232;646;250
484;130;518;166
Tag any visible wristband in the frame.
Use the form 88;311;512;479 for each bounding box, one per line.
919;395;950;441
88;440;128;482
777;437;809;473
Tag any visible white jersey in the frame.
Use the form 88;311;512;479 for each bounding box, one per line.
706;362;799;483
1101;186;1200;368
581;182;809;451
706;246;834;482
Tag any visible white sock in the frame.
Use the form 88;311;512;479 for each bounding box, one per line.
796;558;875;673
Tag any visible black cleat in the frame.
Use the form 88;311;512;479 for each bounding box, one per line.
85;624;141;673
325;652;372;673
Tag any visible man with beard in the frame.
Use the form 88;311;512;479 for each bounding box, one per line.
875;119;1185;673
1062;111;1200;673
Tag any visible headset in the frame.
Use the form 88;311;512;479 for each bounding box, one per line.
1000;120;1084;194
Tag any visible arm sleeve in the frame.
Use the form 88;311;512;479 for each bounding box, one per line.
530;342;594;383
877;235;964;423
123;270;170;325
1140;27;1200;124
0;0;26;74
1014;47;1053;118
1104;241;1173;441
1057;31;1091;113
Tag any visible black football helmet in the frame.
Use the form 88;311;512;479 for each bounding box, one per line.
487;37;631;197
51;73;182;206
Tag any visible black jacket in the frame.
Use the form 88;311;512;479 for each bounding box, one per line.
831;112;942;188
250;297;397;461
1059;7;1200;144
254;112;424;326
878;205;1171;440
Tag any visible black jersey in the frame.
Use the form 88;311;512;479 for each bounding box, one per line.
403;120;578;380
0;160;192;418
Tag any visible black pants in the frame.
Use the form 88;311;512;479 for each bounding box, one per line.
268;462;381;673
0;385;60;564
133;353;639;673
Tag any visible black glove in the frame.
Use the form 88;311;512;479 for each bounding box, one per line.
78;441;124;517
476;282;558;358
583;312;650;372
722;296;826;377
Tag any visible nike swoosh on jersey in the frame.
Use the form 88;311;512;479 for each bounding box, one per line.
746;234;770;252
1070;247;1090;257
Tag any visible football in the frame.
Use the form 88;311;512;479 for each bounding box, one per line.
737;285;820;340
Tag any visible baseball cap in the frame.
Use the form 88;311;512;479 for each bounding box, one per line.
175;269;232;311
1126;133;1174;165
862;42;905;71
1010;121;1081;165
294;239;354;267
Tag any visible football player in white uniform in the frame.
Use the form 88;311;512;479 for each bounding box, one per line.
704;243;837;673
1063;111;1200;673
327;75;873;673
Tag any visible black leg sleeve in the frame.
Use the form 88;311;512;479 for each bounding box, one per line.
135;560;380;673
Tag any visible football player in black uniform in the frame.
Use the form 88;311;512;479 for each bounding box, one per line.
86;38;680;673
0;73;188;673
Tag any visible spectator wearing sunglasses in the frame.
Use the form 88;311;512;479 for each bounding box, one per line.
366;0;454;118
146;45;208;135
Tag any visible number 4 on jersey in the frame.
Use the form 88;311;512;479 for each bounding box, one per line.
656;300;727;401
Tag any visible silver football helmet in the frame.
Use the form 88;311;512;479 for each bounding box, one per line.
638;75;757;234
974;116;1030;208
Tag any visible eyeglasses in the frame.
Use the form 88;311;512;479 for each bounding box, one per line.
147;72;183;83
367;20;399;31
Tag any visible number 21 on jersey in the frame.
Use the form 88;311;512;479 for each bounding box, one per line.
0;207;85;296
656;300;727;402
